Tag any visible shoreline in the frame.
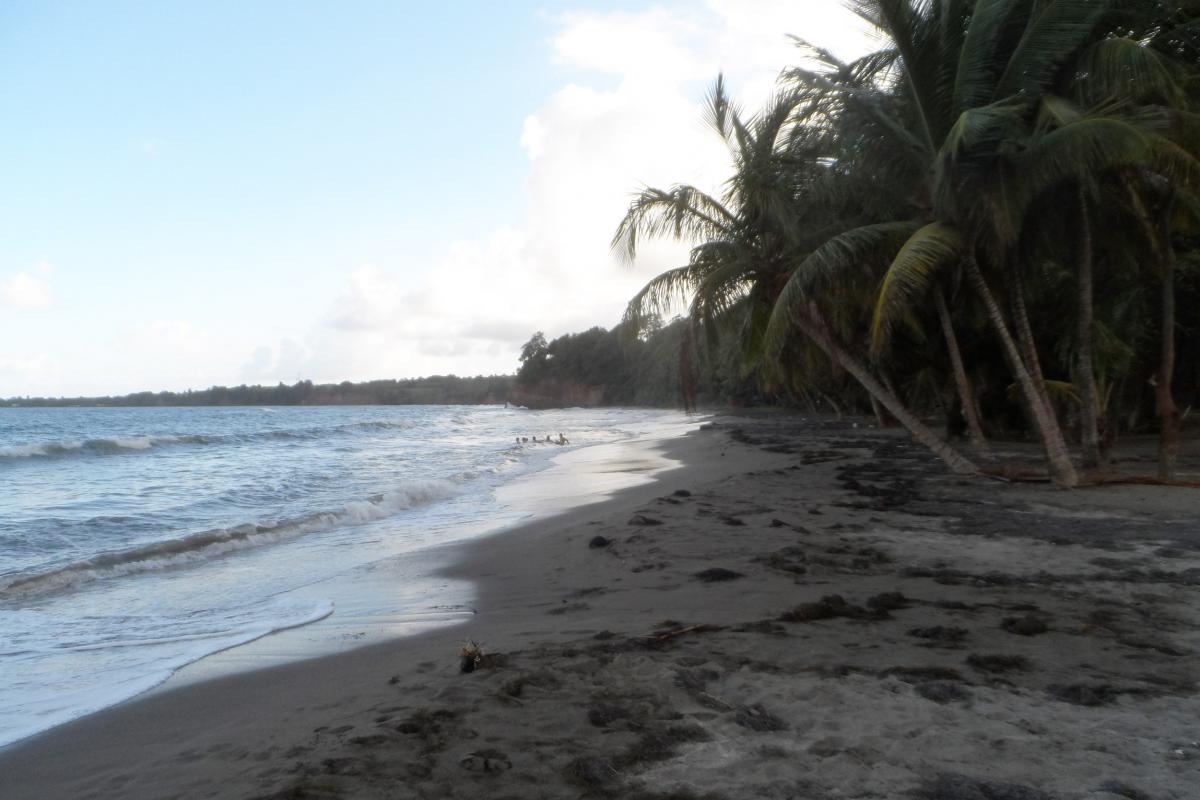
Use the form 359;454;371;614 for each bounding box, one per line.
2;415;1198;799
159;425;698;692
0;420;723;791
0;406;698;751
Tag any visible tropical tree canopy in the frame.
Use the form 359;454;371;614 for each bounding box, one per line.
614;0;1200;485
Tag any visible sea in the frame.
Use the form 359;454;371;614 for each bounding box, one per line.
0;404;697;749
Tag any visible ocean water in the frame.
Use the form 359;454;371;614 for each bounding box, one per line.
0;404;696;748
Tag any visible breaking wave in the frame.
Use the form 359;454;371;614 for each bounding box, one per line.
0;435;207;459
0;420;417;461
0;479;457;599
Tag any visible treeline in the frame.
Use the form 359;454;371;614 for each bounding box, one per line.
4;376;514;407
510;319;781;409
611;0;1200;486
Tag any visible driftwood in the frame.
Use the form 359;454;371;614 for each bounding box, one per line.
1085;474;1200;489
979;466;1051;483
636;624;719;643
980;465;1200;488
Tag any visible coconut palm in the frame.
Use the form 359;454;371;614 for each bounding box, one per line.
613;78;978;474
766;0;1200;487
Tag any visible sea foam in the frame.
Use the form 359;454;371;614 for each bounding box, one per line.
0;479;458;599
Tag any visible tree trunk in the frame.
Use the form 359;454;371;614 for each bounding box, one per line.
795;303;977;475
1122;175;1179;478
935;287;988;451
869;394;887;428
1076;189;1102;469
1157;199;1180;480
881;374;902;426
1006;266;1055;416
964;256;1079;487
1100;378;1121;463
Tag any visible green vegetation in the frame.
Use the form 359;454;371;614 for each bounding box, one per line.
511;321;773;409
614;0;1200;484
4;376;513;407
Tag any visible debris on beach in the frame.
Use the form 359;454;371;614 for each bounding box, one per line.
756;546;808;575
779;594;878;622
693;567;744;582
866;591;909;612
907;626;969;646
459;749;512;773
1002;615;1049;636
734;703;789;732
459;640;483;673
637;623;722;645
966;654;1032;674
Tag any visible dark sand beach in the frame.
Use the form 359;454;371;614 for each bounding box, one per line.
2;415;1198;799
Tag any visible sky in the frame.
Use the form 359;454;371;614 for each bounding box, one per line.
0;1;872;397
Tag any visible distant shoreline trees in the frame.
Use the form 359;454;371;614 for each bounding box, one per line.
2;376;515;408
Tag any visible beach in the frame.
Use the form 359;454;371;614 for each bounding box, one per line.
2;414;1198;799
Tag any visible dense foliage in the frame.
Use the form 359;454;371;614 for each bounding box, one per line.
4;376;514;407
616;0;1200;484
511;321;775;408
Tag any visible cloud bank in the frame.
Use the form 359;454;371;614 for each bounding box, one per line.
2;2;869;397
238;1;869;386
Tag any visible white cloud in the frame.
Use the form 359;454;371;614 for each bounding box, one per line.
256;2;871;383
4;3;877;397
1;262;54;310
240;338;311;384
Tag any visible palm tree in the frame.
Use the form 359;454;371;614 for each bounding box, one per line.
1066;15;1200;475
768;0;1200;487
613;78;978;474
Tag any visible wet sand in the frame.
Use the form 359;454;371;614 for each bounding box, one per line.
2;415;1197;799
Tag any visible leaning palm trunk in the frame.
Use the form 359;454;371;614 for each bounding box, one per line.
793;302;977;475
1157;207;1180;480
964;257;1079;487
1124;179;1181;479
1075;191;1103;469
868;394;888;428
1007;268;1055;417
934;288;988;451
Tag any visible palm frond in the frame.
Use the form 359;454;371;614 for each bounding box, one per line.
761;220;922;356
1073;36;1186;108
1035;93;1084;131
702;74;744;151
870;0;942;149
995;0;1111;99
954;0;1026;111
1006;378;1080;405
622;265;696;332
870;222;964;355
1018;117;1200;210
611;185;738;263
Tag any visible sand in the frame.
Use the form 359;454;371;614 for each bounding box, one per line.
1;414;1197;800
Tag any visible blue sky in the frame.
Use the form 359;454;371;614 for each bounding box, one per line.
0;1;867;396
